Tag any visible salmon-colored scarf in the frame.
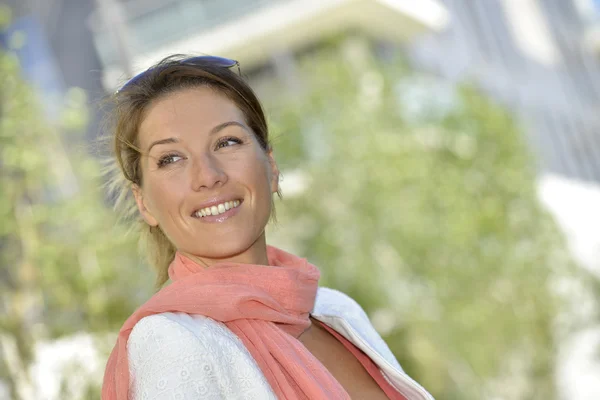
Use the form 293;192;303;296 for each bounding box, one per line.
102;246;350;399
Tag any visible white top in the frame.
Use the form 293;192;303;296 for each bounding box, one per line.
127;287;434;400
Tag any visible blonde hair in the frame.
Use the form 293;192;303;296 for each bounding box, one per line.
104;55;280;288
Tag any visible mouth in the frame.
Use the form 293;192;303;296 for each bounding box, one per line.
192;199;242;218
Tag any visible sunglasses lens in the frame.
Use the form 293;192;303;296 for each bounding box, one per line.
187;56;238;68
118;56;239;93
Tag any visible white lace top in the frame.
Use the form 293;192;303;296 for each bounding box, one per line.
126;287;434;400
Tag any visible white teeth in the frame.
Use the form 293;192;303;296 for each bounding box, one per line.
194;200;241;218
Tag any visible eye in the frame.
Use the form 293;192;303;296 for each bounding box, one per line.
156;153;183;168
215;136;243;150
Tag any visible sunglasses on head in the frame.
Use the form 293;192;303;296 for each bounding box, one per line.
117;55;241;93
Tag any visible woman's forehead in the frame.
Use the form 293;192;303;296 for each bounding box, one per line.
138;87;246;146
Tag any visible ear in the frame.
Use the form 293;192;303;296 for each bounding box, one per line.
132;184;159;227
266;149;280;194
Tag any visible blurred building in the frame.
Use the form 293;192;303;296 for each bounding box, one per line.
90;0;449;89
2;0;106;139
410;0;600;185
406;0;600;281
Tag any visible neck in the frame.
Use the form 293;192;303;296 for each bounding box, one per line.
180;232;270;268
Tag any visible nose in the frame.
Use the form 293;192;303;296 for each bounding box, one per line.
190;154;227;191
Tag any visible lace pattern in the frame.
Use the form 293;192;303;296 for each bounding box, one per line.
127;312;276;400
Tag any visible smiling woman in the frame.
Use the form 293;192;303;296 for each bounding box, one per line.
101;55;434;400
131;87;278;270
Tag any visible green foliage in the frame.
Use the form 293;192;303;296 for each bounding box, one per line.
0;46;149;398
0;28;592;398
266;41;585;399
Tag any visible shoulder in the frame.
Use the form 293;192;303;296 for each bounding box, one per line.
128;312;241;355
127;312;274;400
127;312;244;372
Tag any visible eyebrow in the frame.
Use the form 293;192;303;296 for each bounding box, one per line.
210;120;248;135
147;121;248;152
147;137;178;152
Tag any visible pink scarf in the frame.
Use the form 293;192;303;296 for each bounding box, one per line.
102;246;350;399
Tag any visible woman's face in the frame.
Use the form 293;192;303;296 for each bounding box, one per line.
132;87;279;265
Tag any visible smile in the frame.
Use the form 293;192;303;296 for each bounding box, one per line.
193;200;241;218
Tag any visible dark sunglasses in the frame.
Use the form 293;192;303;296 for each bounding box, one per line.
117;55;240;93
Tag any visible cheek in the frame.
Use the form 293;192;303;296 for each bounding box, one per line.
242;155;272;192
250;163;274;216
227;155;272;206
144;175;186;217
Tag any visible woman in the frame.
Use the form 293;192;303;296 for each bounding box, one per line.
102;55;434;400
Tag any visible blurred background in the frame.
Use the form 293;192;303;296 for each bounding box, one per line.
1;0;600;399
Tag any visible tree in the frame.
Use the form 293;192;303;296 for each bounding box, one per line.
0;31;150;399
265;39;594;400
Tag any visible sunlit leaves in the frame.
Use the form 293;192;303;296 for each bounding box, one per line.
0;45;149;398
266;42;583;399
